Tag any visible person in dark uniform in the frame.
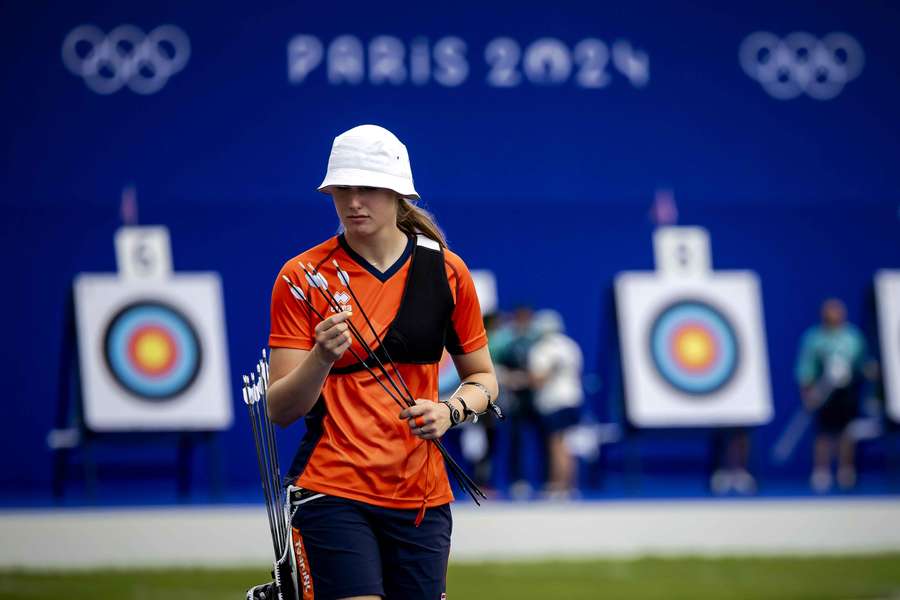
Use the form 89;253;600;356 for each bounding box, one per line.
795;298;877;492
496;306;543;498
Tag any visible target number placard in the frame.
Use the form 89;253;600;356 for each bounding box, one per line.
114;226;173;280
875;270;900;423
74;273;233;431
615;271;773;427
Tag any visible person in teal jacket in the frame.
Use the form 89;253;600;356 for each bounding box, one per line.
795;298;877;492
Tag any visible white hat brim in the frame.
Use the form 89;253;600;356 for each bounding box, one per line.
318;168;419;200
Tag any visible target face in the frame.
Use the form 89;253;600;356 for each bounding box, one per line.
649;300;739;396
75;274;232;431
103;301;202;400
615;271;772;427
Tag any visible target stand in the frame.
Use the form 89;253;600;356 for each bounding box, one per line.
608;227;773;492
49;227;232;501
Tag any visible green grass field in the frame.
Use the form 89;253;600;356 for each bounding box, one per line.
2;555;900;599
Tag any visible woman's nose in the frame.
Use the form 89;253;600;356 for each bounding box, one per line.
347;188;366;206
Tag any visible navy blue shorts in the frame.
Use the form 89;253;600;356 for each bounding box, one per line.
542;406;580;434
291;494;452;600
817;386;858;435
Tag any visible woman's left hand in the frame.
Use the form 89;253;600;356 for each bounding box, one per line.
399;399;452;440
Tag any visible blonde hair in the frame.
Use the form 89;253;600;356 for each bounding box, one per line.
397;198;447;248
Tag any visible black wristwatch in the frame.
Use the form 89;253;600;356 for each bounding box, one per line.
440;399;462;428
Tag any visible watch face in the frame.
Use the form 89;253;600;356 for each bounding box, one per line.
451;407;461;424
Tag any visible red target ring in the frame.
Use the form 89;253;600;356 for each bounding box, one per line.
126;324;180;378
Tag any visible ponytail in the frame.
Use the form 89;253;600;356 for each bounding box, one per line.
397;198;447;248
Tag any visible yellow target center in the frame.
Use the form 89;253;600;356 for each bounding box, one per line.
135;331;174;371
675;328;714;369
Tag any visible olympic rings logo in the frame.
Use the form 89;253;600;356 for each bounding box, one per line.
739;32;863;101
62;25;191;95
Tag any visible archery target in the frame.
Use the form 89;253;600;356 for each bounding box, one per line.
615;272;773;427
875;270;900;423
649;300;739;395
74;273;232;431
103;301;202;400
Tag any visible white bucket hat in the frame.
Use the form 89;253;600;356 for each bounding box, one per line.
318;124;419;199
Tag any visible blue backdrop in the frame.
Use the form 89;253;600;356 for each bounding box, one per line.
2;0;898;499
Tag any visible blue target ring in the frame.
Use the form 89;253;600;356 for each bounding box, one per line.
649;300;739;396
103;301;202;400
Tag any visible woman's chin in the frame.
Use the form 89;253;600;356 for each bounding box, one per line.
344;222;375;237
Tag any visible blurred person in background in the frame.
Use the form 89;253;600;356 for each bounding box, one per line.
528;309;584;499
267;124;498;600
495;305;541;498
438;313;508;497
795;298;878;493
436;312;506;494
467;312;509;492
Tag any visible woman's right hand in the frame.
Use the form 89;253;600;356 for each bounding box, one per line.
312;311;353;364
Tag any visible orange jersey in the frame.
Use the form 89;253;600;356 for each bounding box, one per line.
269;234;487;509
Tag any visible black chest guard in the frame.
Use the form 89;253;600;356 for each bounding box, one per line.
330;235;456;374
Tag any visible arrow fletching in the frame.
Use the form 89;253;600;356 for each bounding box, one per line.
333;260;350;286
282;275;306;300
